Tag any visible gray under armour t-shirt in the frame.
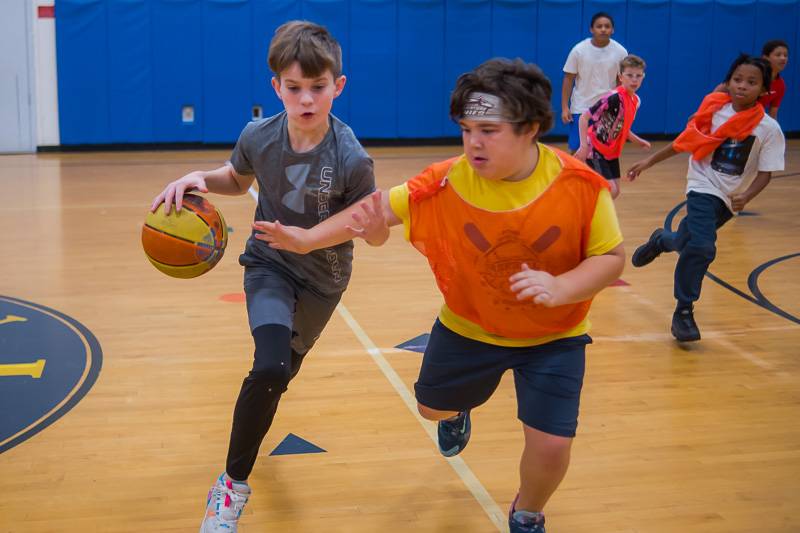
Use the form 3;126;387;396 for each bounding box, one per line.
229;112;376;296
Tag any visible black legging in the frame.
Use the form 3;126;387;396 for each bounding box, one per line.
225;324;306;481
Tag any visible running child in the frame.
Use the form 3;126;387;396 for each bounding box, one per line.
627;54;784;342
150;21;377;532
575;54;651;198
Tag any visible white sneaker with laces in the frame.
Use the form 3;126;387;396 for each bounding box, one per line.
200;473;251;532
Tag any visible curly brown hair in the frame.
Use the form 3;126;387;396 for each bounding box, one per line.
450;58;554;138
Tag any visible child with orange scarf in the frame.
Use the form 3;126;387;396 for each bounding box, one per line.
576;54;651;198
251;58;626;533
626;54;785;342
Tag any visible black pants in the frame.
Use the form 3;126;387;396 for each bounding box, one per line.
225;324;305;481
660;192;733;307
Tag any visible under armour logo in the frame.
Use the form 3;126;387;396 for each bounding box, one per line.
283;164;310;214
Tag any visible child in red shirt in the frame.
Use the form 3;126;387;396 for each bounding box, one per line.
759;39;789;119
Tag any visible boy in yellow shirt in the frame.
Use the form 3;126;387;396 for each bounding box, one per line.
254;58;625;532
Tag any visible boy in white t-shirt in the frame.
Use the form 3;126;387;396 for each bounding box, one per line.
626;54;785;343
561;12;628;152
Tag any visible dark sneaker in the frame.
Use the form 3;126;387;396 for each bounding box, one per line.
437;410;471;457
509;494;546;533
632;228;665;267
672;306;701;342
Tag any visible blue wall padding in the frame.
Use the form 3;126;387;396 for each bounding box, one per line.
349;0;398;138
666;0;714;132
793;2;800;132
537;0;583;137
785;14;800;131
711;0;756;84
202;0;252;143
251;1;301;120
789;0;800;132
302;0;351;121
107;0;153;143
151;0;203;143
627;0;670;133
491;0;538;63
56;0;800;145
443;0;493;135
56;0;111;144
397;0;446;138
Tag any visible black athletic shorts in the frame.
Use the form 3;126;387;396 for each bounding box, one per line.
587;149;621;181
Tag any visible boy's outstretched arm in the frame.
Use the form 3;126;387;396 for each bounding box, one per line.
253;190;400;254
730;171;772;212
627;131;651;150
508;244;625;307
626;143;679;180
151;163;254;214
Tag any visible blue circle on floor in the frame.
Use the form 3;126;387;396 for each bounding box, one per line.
0;295;102;453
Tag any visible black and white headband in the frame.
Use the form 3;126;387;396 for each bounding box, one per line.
460;92;512;122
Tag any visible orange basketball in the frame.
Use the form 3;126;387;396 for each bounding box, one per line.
141;194;228;278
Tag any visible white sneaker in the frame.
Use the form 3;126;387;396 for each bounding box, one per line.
200;473;251;532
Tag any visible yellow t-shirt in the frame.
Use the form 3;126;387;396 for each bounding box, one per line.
389;143;623;347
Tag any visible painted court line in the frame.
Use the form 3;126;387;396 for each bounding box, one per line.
591;324;798;344
336;304;507;532
248;185;506;531
623;288;777;370
307;320;797;358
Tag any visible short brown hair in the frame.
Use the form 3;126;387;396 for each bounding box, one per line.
450;58;554;138
619;54;646;73
268;21;343;79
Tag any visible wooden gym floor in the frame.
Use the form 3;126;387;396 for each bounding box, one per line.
0;142;798;532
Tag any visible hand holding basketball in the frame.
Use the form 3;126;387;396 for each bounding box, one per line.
142;194;227;278
151;172;209;214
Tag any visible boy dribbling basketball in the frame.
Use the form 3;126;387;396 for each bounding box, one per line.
150;21;377;532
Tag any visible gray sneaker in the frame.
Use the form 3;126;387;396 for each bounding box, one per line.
200;473;251;532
